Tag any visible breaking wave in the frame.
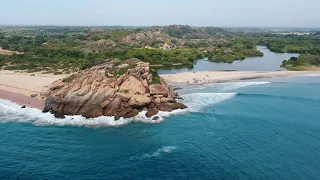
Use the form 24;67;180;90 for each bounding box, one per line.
130;146;177;160
181;93;237;112
217;81;270;91
0;81;272;127
0;99;187;128
237;93;320;102
189;81;270;92
296;74;320;77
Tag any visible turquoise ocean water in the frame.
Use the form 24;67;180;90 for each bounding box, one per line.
1;75;320;179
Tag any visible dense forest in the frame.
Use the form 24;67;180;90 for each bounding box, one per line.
0;25;319;73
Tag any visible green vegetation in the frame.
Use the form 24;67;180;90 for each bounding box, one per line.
103;48;201;66
151;69;161;84
282;55;320;70
0;26;320;72
257;35;320;70
123;89;129;94
62;74;78;83
258;36;320;54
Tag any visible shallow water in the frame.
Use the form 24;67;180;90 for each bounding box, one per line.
1;75;320;179
157;46;299;75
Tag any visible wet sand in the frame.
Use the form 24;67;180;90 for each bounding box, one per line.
1;69;319;108
0;89;45;108
0;70;66;109
0;70;65;97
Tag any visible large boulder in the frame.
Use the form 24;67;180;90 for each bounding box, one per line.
145;107;159;118
149;84;169;97
120;76;146;95
43;60;187;119
83;106;103;118
103;97;122;116
123;109;139;118
129;95;151;107
157;103;187;112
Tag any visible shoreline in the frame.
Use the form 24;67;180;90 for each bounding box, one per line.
160;70;320;85
1;70;319;108
0;89;45;109
0;70;66;109
0;70;65;97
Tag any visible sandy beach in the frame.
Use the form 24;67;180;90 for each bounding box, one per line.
0;69;319;108
0;89;45;108
161;70;320;84
0;70;66;108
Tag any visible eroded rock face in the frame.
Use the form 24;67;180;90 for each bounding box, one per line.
44;60;186;119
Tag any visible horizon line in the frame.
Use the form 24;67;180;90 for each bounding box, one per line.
0;24;320;29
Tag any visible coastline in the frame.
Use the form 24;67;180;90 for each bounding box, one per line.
0;70;66;109
160;70;320;84
0;89;45;108
1;70;319;108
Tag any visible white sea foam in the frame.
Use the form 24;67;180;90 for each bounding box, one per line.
181;93;237;112
217;81;270;91
130;146;177;160
0;99;187;128
188;81;270;92
0;81;268;127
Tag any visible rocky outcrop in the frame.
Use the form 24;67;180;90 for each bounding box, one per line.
43;59;186;119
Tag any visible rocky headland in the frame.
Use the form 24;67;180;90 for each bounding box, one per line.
43;59;187;119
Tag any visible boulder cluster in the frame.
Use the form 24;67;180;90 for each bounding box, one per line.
43;59;187;119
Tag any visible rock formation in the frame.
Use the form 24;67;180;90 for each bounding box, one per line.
43;59;187;119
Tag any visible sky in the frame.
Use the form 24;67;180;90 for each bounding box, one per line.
1;0;320;27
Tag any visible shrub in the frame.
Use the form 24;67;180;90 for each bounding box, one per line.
62;74;77;83
53;71;63;75
150;69;161;84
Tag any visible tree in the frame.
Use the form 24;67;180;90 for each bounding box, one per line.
91;34;102;41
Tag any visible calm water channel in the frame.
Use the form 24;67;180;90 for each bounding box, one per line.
157;46;299;75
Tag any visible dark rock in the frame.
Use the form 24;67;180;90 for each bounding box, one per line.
42;107;50;113
30;94;38;98
21;105;26;108
152;116;160;121
157;103;187;112
123;109;139;118
52;111;66;119
114;115;121;120
173;87;182;91
145;108;159;118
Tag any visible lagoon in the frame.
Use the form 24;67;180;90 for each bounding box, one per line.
157;46;299;75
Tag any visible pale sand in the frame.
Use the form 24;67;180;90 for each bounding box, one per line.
0;69;319;108
0;70;66;97
0;89;45;108
0;47;23;55
160;71;320;85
